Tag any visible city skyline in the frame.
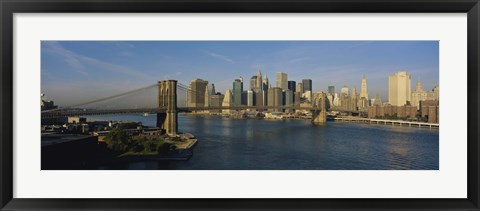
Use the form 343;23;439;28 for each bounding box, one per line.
41;41;439;106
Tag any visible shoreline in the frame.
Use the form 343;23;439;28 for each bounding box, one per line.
84;113;439;130
98;139;198;166
182;113;439;129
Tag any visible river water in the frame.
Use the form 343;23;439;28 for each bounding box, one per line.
88;114;439;170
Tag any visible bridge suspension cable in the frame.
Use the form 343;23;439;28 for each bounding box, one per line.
42;83;158;113
177;83;203;95
43;81;236;114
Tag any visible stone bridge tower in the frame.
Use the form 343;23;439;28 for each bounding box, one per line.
312;92;327;123
157;80;178;135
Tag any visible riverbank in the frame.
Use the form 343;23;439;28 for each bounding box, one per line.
182;112;438;129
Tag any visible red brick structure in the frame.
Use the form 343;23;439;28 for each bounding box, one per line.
419;100;439;123
368;105;419;119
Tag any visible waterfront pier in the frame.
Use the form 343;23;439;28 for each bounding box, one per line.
334;116;439;128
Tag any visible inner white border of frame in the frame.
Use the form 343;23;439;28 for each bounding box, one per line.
13;13;467;198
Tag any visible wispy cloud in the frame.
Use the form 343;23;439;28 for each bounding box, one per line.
205;51;233;63
104;41;135;57
42;41;149;79
42;42;89;76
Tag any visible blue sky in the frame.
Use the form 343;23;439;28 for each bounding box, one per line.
41;41;439;106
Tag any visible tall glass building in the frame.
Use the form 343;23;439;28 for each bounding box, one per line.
276;72;288;90
233;78;243;106
302;79;312;93
288;81;296;92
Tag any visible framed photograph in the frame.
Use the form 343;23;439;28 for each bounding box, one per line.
1;0;479;210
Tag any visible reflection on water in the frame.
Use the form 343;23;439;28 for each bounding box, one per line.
89;114;439;170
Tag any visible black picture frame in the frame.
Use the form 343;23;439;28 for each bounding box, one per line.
1;0;479;210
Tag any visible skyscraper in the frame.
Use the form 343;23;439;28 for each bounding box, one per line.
296;83;303;94
253;69;264;108
210;93;224;113
411;80;436;109
263;74;269;91
358;78;370;109
326;94;334;109
328;86;335;95
302;79;312;93
204;86;210;107
360;75;369;100
341;86;349;96
241;91;248;106
189;79;208;107
411;80;424;108
267;87;283;112
247;90;255;107
288;81;296;92
388;71;412;106
256;91;264;110
276;72;288;90
249;76;257;91
284;89;294;113
372;94;383;106
333;93;340;106
233;78;243;106
433;85;439;100
294;92;301;107
222;89;233;114
256;69;263;93
302;91;312;103
204;83;216;107
206;83;216;96
352;87;357;97
262;74;269;106
351;87;358;111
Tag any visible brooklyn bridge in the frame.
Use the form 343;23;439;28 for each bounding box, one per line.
42;80;330;135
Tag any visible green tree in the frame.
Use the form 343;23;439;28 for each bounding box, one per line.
104;128;130;151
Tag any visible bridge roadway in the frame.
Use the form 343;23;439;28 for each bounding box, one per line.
335;116;439;128
41;105;322;118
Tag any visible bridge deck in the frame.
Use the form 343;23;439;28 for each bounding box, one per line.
41;106;327;118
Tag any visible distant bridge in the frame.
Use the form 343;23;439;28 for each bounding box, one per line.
335;117;439;128
41;105;319;118
42;80;329;135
